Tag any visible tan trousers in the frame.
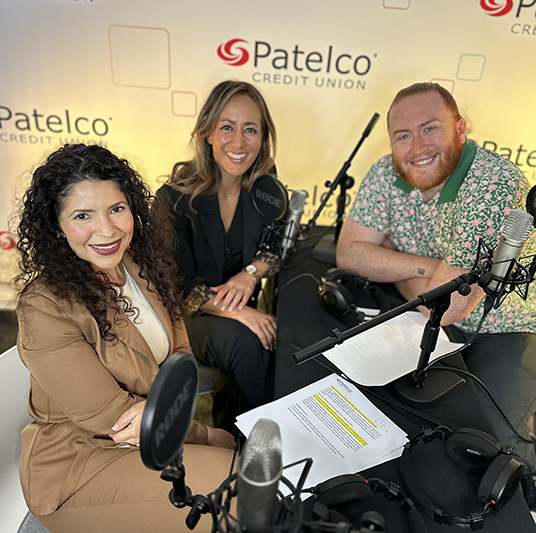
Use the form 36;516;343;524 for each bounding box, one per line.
38;444;235;533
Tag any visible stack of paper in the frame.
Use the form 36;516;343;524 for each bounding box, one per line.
324;312;463;387
236;374;407;493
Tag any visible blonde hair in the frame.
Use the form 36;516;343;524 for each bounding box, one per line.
168;80;277;204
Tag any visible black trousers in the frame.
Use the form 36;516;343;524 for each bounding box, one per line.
185;314;275;431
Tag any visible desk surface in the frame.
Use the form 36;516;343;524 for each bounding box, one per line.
274;229;536;532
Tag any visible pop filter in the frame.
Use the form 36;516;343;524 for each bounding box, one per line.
140;352;198;470
526;185;536;229
251;175;289;221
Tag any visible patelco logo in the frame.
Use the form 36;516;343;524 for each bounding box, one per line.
217;39;249;66
480;0;514;16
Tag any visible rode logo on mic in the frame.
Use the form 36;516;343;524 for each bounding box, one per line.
255;188;283;209
154;377;194;449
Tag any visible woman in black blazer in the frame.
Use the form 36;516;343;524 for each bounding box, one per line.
156;80;280;429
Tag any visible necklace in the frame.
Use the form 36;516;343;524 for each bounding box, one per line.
220;185;241;201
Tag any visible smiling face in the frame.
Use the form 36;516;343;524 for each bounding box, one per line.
59;180;134;282
388;91;466;195
207;94;263;182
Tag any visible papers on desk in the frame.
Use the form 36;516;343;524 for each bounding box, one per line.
236;374;406;493
323;312;464;387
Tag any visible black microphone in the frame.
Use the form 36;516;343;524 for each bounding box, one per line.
139;352;198;471
237;418;283;533
485;209;534;296
251;174;288;222
281;189;308;261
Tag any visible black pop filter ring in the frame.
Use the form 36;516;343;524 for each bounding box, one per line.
140;352;199;471
251;175;289;221
526;184;536;229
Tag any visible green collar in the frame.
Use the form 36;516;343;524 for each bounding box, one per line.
393;140;477;203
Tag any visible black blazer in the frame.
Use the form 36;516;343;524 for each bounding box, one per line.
156;184;266;298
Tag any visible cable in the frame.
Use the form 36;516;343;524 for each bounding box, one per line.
282;223;337;271
266;272;320;309
433;364;533;443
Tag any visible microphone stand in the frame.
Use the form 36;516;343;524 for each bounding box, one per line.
294;270;480;407
307;113;380;263
161;453;211;530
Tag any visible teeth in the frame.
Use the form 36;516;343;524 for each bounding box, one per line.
413;156;434;166
92;243;117;250
227;152;247;160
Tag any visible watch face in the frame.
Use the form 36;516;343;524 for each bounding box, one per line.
246;265;257;274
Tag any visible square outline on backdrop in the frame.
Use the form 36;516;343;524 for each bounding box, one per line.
457;54;486;82
108;25;171;89
383;0;411;10
172;91;198;118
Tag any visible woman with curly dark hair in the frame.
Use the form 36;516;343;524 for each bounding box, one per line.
15;143;235;533
156;80;280;431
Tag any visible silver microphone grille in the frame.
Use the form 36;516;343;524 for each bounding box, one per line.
289;190;308;212
503;209;534;242
239;418;282;483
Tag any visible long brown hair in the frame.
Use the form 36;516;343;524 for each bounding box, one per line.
168;80;277;205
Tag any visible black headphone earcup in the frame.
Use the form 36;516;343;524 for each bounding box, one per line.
446;428;503;474
312;501;353;527
315;474;372;520
319;280;354;317
322;268;348;283
477;454;523;509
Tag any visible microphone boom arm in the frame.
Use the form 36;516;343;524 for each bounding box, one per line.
304;112;380;236
293;269;479;369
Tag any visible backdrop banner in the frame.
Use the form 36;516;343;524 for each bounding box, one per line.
2;0;535;306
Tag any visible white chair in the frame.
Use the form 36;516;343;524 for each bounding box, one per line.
0;344;214;533
0;345;51;533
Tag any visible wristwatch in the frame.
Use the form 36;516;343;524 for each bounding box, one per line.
243;264;261;283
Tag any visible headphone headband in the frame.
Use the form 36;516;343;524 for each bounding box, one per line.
401;426;523;531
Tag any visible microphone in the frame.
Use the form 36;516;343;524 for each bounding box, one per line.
280;189;308;261
237;418;283;533
251;174;288;222
485;209;534;296
139;352;198;472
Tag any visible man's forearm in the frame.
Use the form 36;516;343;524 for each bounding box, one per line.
395;264;485;326
336;241;441;283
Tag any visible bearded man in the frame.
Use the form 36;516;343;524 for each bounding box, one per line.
337;82;536;500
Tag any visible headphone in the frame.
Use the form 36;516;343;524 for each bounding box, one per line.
318;268;391;326
400;426;523;530
312;473;428;533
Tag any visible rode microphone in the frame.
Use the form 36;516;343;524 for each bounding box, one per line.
140;352;198;471
281;189;308;261
251;174;288;222
481;209;534;299
237;418;283;532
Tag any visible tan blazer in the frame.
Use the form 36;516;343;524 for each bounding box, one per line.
17;256;208;516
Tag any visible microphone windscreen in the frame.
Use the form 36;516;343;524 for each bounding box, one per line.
289;189;307;213
237;419;283;532
502;209;533;242
240;418;282;482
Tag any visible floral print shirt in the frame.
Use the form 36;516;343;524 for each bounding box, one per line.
348;140;536;334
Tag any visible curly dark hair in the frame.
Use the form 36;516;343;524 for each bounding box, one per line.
16;143;186;340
